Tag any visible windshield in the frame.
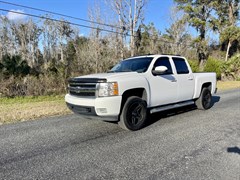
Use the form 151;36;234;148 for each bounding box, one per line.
109;57;153;73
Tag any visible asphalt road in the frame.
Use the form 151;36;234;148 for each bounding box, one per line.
0;89;239;180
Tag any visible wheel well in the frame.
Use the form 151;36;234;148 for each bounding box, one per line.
201;82;212;91
120;88;147;113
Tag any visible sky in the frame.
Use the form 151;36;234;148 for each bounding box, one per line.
0;0;178;36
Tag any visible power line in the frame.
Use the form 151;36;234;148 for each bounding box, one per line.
0;8;193;47
0;8;125;35
0;0;123;30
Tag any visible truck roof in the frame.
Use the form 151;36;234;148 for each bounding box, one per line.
124;54;184;60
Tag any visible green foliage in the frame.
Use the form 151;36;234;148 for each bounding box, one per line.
204;57;222;80
220;26;240;43
221;53;240;80
138;23;160;55
1;55;30;78
188;60;199;72
174;0;215;69
212;0;239;30
174;0;214;34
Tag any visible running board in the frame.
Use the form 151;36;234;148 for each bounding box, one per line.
150;100;195;114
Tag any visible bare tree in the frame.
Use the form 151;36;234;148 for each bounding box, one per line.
87;2;118;73
108;0;147;57
11;21;29;64
0;16;11;58
56;20;74;63
26;19;41;67
42;16;58;66
88;3;103;73
163;7;191;55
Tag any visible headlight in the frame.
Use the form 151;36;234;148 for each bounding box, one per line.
97;82;119;97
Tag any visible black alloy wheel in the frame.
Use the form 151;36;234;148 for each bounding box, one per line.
196;87;212;110
118;96;147;131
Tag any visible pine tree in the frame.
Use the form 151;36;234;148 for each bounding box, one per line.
174;0;215;70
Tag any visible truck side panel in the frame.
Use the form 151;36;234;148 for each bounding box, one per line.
193;73;217;99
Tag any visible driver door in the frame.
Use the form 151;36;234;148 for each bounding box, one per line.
148;57;178;107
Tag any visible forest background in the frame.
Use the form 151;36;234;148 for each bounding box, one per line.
0;0;240;98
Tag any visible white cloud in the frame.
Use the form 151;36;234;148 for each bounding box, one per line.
6;10;26;21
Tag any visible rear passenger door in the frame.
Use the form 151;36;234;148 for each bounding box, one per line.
172;57;194;102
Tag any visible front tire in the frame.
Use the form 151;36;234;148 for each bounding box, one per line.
195;87;212;110
118;96;147;131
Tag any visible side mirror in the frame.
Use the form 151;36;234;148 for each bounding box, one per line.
152;66;168;75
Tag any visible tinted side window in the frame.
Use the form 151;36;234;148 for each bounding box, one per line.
172;58;189;74
153;57;173;74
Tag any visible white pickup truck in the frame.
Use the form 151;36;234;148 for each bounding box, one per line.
65;54;217;130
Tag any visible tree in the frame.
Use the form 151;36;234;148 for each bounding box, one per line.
162;6;191;55
1;54;30;77
27;19;42;67
0;16;18;57
72;36;91;74
109;0;148;57
88;2;105;73
212;0;240;61
220;26;240;60
0;16;10;58
0;16;42;68
11;22;29;64
57;20;74;63
138;23;160;54
174;0;215;70
42;16;58;65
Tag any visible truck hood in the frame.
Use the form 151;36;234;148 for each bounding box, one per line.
70;72;149;96
75;72;140;81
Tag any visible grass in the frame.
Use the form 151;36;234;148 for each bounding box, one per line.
217;81;240;91
0;95;71;125
0;81;239;125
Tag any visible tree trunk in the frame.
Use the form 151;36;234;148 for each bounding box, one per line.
118;9;124;59
198;24;208;71
120;32;124;59
225;40;231;61
130;20;135;56
228;1;234;25
199;59;206;71
129;0;134;57
60;44;64;62
197;42;207;71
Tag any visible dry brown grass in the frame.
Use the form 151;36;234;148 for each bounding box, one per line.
0;81;239;125
0;96;71;125
217;81;240;91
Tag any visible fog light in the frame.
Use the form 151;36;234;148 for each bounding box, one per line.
96;108;107;114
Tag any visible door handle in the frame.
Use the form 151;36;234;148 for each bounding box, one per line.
171;79;177;82
188;77;193;80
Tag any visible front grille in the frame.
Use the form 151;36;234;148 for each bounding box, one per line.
68;78;107;97
68;82;97;97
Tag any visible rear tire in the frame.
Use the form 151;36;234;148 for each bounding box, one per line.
195;87;212;110
118;96;147;131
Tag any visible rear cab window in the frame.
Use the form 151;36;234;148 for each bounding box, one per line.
172;57;189;74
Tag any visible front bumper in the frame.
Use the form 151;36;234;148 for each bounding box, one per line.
65;94;122;122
